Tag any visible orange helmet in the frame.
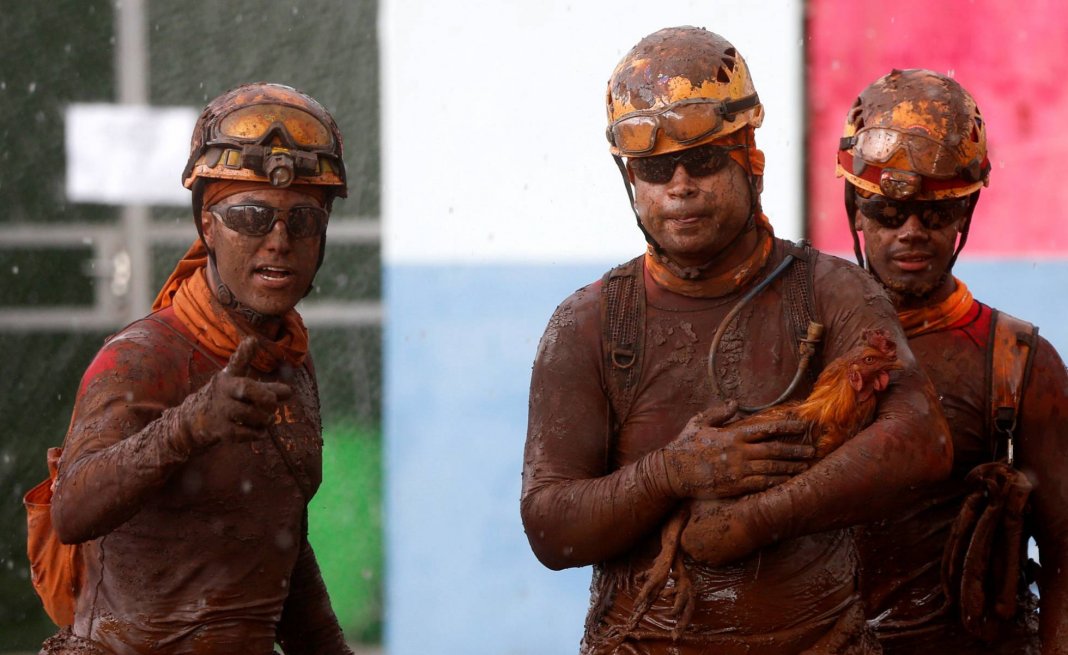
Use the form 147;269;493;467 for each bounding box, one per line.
836;69;989;201
605;26;764;158
183;82;347;194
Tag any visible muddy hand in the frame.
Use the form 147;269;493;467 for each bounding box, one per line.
177;337;293;452
662;410;812;500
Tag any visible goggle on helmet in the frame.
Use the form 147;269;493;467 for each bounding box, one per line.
183;83;347;196
836;69;989;201
605;26;764;158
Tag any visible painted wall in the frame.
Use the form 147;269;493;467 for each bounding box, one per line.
382;2;803;653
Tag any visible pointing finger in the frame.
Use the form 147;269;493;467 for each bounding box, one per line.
224;337;259;378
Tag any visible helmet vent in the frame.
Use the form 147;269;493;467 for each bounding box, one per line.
724;47;736;57
717;66;731;83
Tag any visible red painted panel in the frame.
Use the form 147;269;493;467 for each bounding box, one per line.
807;1;1068;256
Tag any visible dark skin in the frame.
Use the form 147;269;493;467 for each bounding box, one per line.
628;162;951;568
201;187;323;336
187;186;326;443
856;197;1068;653
631;159;813;505
50;183;350;654
524;154;951;571
853;194;961;310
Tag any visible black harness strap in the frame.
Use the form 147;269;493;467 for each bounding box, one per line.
600;256;646;431
600;241;821;427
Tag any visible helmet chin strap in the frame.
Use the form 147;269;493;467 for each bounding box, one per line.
207;254;271;327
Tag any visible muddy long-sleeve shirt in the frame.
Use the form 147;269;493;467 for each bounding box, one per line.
50;307;350;655
858;301;1068;655
521;241;951;655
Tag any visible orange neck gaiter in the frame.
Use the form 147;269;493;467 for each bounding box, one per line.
152;239;309;372
896;277;975;338
644;213;775;298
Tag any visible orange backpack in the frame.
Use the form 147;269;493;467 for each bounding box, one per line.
23;446;80;627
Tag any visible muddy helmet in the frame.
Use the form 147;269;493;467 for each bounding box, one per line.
841;69;988;269
837;69;989;201
605;26;764;158
183;82;346;195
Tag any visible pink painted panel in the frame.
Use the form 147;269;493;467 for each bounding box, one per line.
807;0;1068;256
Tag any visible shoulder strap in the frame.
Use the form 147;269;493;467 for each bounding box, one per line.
987;309;1039;464
781;240;821;373
600;256;646;429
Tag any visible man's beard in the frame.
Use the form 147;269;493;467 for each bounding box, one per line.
880;269;951;306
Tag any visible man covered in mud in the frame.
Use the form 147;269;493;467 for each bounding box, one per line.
521;27;951;654
42;83;353;654
838;69;1068;654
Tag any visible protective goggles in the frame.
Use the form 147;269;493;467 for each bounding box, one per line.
856;194;970;230
210;204;329;239
214;103;334;151
842;127;967;179
628;143;744;184
608;94;760;156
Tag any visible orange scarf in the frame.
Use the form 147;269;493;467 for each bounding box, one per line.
897;277;975;338
645;213;775;298
152;239;309;372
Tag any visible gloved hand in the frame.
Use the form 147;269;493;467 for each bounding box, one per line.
174;336;293;454
661;401;811;500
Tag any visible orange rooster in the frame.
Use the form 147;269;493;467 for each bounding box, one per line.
626;328;903;639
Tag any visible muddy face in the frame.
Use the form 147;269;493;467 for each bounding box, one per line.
201;187;323;317
631;157;752;268
855;203;961;307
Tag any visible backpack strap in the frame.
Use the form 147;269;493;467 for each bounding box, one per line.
781;240;821;376
600;256;646;429
987;309;1038;465
599;241;822;426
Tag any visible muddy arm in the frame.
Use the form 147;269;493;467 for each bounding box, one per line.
51;334;202;544
1017;339;1068;653
682;364;951;564
521;292;677;570
276;535;352;655
681;260;953;564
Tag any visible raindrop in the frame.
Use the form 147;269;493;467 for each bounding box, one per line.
109;36;116;46
28;81;37;94
831;59;841;71
236;13;244;23
291;6;299;15
124;391;134;401
11;265;18;275
241;479;253;494
946;69;956;78
64;44;72;54
82;236;93;245
0;81;4;90
361;568;374;580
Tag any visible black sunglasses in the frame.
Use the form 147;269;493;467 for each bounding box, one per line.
856;195;970;230
210;204;328;239
628;144;744;184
